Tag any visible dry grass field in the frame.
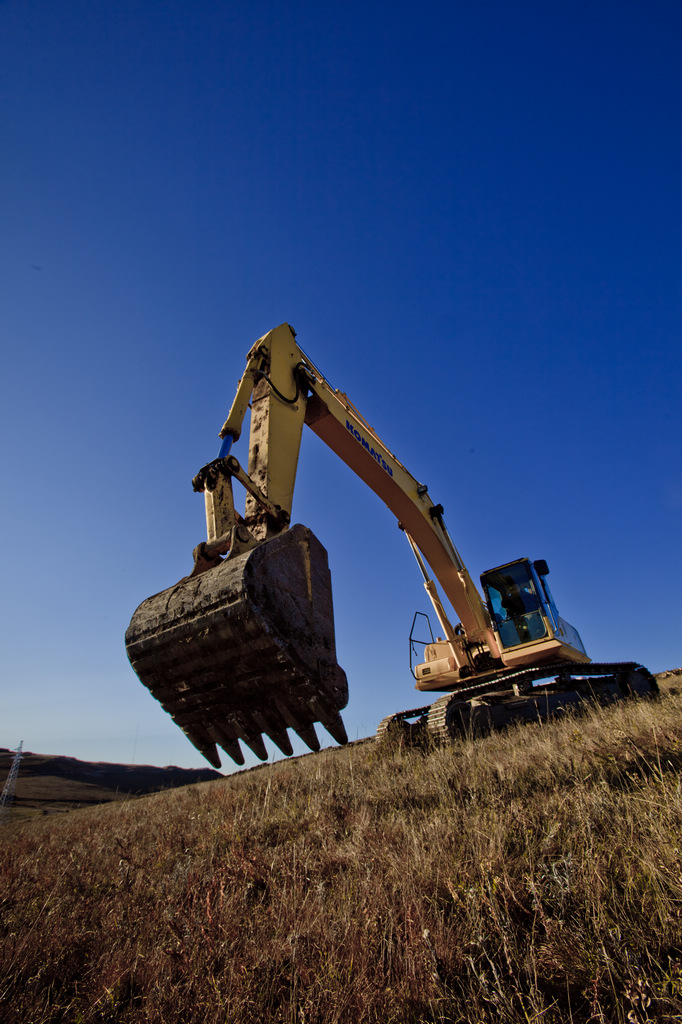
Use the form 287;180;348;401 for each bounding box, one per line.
2;674;682;1023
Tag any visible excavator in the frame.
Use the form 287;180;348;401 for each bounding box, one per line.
126;324;656;768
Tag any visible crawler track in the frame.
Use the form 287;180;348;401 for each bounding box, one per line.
376;662;657;745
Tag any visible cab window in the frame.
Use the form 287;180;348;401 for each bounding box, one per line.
482;562;548;649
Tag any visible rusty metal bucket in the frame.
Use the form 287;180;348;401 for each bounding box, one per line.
125;525;349;768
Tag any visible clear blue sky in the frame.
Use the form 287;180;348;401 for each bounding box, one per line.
2;0;680;771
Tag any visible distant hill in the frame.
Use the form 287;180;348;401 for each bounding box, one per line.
0;749;222;820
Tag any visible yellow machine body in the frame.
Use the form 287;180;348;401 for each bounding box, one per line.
127;324;650;767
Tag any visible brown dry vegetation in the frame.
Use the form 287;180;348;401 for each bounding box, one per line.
2;680;682;1023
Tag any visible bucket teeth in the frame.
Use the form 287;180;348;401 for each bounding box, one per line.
323;714;349;747
182;725;221;769
219;739;244;766
250;711;294;757
307;698;349;746
295;723;320;752
242;733;269;761
273;700;304;732
263;729;294;757
199;743;222;769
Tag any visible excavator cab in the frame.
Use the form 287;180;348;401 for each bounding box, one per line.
481;558;589;667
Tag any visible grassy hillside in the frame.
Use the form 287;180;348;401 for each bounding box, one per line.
2;674;682;1023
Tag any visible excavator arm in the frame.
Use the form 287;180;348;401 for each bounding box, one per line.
213;324;499;652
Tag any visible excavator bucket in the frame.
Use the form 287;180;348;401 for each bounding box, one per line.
125;525;349;768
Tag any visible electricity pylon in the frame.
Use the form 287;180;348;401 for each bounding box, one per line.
0;742;24;824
